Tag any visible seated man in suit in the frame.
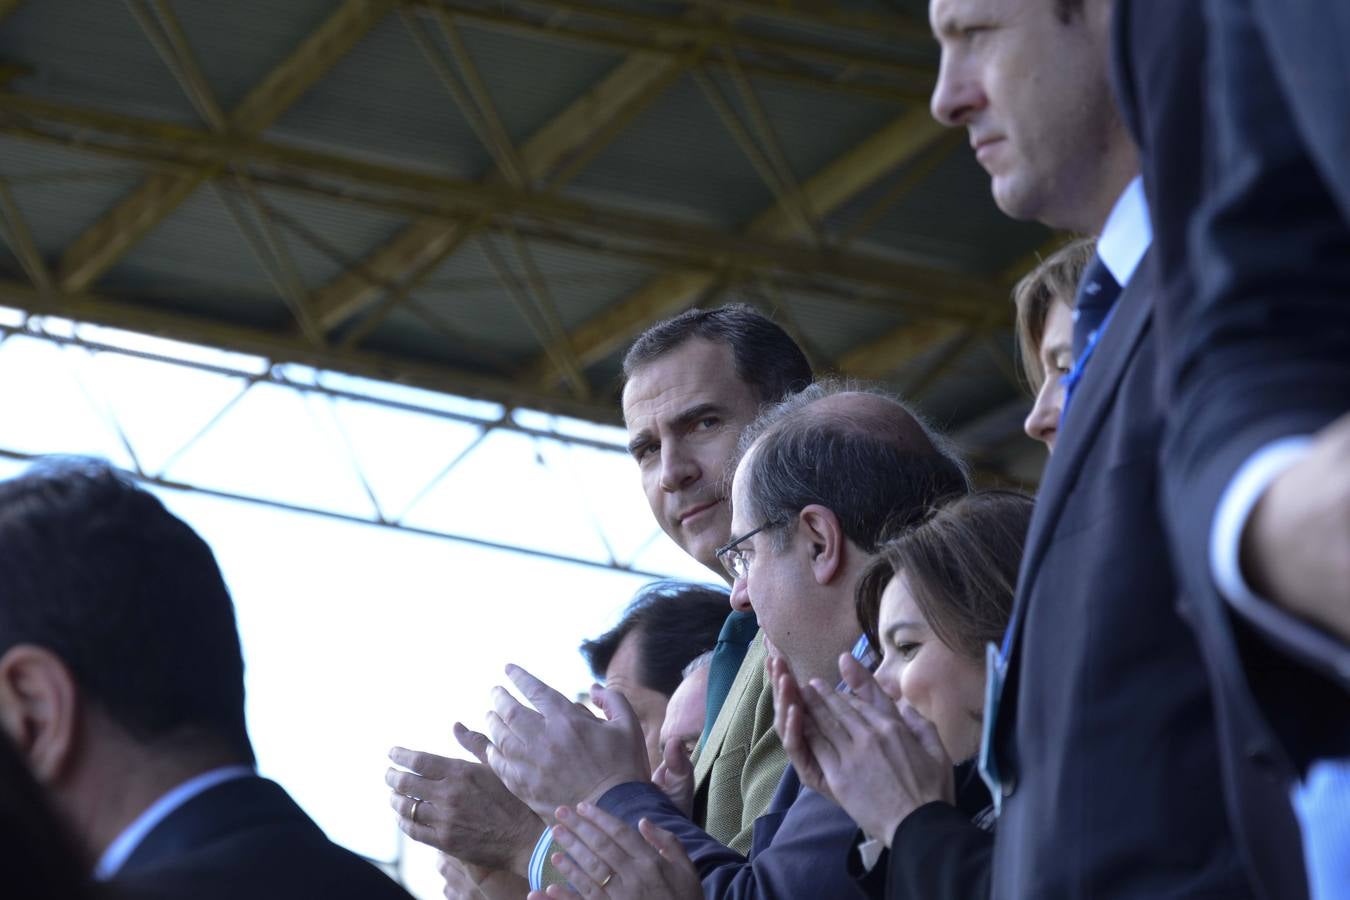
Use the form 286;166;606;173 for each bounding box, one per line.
480;381;971;898
0;458;412;899
927;0;1263;895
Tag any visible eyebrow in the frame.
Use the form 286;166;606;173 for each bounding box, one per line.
883;621;925;641
626;402;726;456
1042;339;1072;358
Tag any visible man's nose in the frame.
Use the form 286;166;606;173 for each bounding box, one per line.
930;55;984;128
659;444;700;492
729;575;753;612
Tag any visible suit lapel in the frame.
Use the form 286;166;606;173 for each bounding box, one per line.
693;631;765;789
1004;252;1157;666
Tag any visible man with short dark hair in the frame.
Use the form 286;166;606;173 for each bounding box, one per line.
927;0;1257;895
579;581;730;770
480;381;970;899
0;459;411;899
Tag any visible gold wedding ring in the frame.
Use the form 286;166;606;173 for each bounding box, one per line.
409;797;422;825
599;872;613;888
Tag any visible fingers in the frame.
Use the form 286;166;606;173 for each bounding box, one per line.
638;818;691;867
780;704;823;793
505;664;574;716
837;653;894;713
898;702;949;762
385;766;434;799
389;746;455;779
574;802;652;860
661;736;691;776
550;816;620;900
389;791;439;848
809;677;871;739
797;680;846;763
591;686;637;727
549;851;607;899
454;722;494;765
491;685;542;741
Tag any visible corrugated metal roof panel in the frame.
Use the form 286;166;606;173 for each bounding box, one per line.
266;13;490;179
0;136;149;255
562;71;775;229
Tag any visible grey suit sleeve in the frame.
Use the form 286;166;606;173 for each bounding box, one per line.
598;781;863;900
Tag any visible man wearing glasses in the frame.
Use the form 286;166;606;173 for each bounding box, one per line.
484;381;970;898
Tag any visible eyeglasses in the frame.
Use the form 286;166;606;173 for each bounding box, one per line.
715;519;783;581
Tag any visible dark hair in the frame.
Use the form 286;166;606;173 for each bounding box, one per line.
856;491;1033;660
580;580;729;697
0;459;253;763
622;303;813;405
736;381;972;554
1012;238;1095;393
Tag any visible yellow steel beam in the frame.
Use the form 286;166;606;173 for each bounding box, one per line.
310;51;686;330
522;105;959;385
418;3;930;105
832;231;1072;383
0;0;27;24
0;279;622;424
54;0;397;294
0;95;999;314
837;318;967;380
443;0;931;82
683;0;930;40
0;178;52;292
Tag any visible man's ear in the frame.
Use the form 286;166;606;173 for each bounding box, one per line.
798;504;845;586
0;645;80;785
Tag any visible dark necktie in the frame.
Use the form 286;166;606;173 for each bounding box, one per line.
1071;253;1122;363
698;610;758;750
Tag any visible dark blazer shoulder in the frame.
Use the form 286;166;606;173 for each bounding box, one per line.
113;776;411;900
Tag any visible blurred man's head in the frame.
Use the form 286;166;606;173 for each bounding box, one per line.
580;581;727;768
929;0;1137;233
622;305;812;577
722;383;970;683
659;652;712;759
0;459;253;861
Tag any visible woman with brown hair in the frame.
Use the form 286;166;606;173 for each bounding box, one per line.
1012;238;1095;452
772;489;1033;900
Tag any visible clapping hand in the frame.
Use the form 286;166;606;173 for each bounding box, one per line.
773;652;954;846
483;665;653;821
525;803;702;900
651;736;695;817
386;722;542;874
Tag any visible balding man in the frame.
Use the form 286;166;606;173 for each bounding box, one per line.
483;381;971;899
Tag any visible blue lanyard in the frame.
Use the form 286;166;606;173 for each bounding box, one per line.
1058;305;1117;428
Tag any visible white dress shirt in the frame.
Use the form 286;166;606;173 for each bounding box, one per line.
1095;175;1152;290
94;765;255;880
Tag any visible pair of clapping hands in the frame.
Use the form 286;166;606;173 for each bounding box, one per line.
769;652;955;848
386;664;701;899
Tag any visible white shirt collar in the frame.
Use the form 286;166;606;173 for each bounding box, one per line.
1095;175;1152;288
94;765;255;880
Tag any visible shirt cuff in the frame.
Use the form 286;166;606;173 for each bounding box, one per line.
1209;437;1312;606
527;826;553;891
856;835;885;873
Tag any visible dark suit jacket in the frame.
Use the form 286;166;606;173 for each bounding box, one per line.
1115;1;1341;898
988;255;1253;899
851;763;994;900
598;765;865;900
110;775;412;900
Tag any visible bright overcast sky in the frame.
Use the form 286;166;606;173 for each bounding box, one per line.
0;310;716;898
